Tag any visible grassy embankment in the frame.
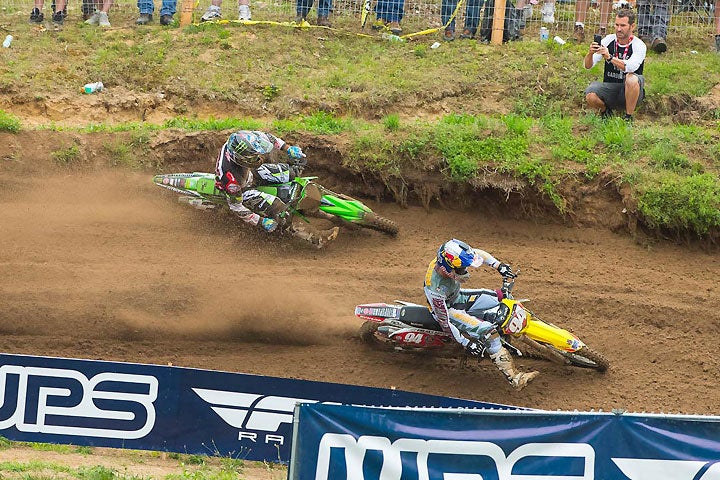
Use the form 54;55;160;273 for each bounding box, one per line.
1;9;719;240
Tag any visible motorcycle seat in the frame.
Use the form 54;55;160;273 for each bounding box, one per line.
400;305;443;331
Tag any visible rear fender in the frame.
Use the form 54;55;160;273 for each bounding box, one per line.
355;303;402;322
153;173;224;198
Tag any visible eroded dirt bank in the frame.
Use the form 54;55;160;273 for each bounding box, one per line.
1;130;719;415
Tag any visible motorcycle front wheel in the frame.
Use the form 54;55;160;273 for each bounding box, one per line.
518;337;610;372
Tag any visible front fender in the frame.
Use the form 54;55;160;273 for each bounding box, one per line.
522;318;586;352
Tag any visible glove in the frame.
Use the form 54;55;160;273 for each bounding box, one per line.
465;341;483;358
260;217;278;232
286;145;306;160
497;263;515;278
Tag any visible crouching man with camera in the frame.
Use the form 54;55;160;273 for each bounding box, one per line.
583;8;646;123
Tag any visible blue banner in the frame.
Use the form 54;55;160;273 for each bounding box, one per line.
290;403;720;479
0;353;511;462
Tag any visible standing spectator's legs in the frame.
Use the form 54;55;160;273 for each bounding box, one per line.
572;0;590;42
541;0;555;23
441;0;458;37
238;0;251;20
86;0;112;25
136;0;154;23
598;0;611;34
376;0;403;32
52;0;66;23
715;0;720;52
30;0;45;22
636;0;651;38
296;0;312;20
316;0;331;25
200;0;222;21
643;0;669;52
159;0;176;24
462;0;484;37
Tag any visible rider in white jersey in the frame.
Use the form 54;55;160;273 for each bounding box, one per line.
424;239;539;390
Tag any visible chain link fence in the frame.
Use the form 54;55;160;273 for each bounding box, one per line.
1;0;716;38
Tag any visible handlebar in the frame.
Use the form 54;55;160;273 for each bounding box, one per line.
500;269;519;299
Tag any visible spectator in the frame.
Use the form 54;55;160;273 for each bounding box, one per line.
84;0;113;26
82;0;98;20
572;0;612;43
440;0;484;40
201;0;252;21
29;0;67;25
636;0;669;52
583;9;646;122
371;0;404;34
540;0;555;24
136;0;177;25
715;0;720;53
296;0;332;26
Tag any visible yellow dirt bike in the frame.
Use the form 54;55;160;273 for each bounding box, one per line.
356;272;610;372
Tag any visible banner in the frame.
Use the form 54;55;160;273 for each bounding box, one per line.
0;353;513;462
289;403;720;479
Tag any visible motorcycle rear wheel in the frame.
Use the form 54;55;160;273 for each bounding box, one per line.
359;212;399;236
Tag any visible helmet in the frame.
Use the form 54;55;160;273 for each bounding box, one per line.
436;239;476;280
226;131;275;167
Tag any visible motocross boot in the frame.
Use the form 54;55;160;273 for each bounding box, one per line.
288;222;339;249
490;347;539;391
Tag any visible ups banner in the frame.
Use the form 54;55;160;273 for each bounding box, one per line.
289;403;720;480
0;353;511;462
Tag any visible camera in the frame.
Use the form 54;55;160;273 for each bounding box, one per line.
593;34;602;44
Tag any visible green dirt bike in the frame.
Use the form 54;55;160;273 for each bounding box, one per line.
152;172;399;236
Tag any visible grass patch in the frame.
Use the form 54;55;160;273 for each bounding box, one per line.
0;109;21;132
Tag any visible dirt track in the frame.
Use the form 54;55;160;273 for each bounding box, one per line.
1;138;719;417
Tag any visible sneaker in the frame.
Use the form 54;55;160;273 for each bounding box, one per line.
316;15;331;26
459;28;474;39
160;14;173;25
29;7;44;22
572;24;585;43
651;37;667;53
200;5;221;21
388;21;402;35
135;13;152;24
443;28;455;41
238;4;251;20
52;10;64;25
371;18;387;30
623;113;633;123
51;1;67;17
98;11;111;27
85;11;100;24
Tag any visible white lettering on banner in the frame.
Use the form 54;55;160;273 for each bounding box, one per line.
193;388;318;432
612;459;720;480
314;434;595;480
0;365;158;439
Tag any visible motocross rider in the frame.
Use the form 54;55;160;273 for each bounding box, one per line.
424;239;540;390
214;130;339;248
